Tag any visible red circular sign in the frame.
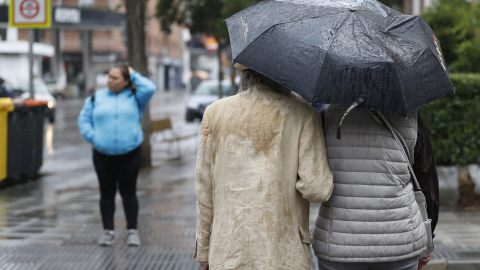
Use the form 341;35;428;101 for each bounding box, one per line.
20;0;40;19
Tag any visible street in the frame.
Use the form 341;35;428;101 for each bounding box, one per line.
0;90;479;269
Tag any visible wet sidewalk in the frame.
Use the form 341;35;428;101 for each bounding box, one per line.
0;141;199;269
2;136;479;270
0;90;479;269
0;90;200;269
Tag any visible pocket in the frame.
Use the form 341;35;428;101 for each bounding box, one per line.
294;225;313;268
298;225;312;245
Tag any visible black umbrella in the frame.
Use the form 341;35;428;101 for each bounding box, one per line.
226;0;454;116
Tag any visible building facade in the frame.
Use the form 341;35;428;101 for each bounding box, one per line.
1;0;186;96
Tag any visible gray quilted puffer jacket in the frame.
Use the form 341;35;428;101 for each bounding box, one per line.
313;105;427;263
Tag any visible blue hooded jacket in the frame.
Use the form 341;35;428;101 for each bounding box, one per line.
78;71;157;155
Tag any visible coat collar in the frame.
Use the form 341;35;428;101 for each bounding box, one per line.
242;83;294;100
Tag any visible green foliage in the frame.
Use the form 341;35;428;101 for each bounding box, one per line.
420;73;480;166
156;0;182;34
156;0;262;38
422;0;480;73
156;0;404;39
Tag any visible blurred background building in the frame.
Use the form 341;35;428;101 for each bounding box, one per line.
1;0;475;98
404;0;434;14
0;0;191;97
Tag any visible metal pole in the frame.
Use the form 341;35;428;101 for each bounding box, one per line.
28;29;35;100
50;29;61;79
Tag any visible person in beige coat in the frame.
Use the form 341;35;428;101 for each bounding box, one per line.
193;66;334;270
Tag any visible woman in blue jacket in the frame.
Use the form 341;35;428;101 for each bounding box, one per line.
78;65;156;246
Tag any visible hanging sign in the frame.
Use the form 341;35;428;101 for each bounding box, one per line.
9;0;51;28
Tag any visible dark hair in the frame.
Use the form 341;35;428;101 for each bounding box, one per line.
0;77;4;84
115;64;136;91
239;69;290;96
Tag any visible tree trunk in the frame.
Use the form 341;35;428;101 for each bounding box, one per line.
125;0;151;168
403;0;412;14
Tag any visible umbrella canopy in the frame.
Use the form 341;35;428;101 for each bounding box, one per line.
226;0;454;116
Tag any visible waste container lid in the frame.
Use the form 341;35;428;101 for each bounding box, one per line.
0;98;14;112
23;99;48;107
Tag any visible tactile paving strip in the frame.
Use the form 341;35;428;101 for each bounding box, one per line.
0;246;197;270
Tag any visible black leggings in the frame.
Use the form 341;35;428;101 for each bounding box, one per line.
93;146;141;230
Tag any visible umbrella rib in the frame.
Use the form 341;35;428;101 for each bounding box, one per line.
237;10;347;55
312;14;352;103
385;15;418;32
355;15;408;114
269;10;346;28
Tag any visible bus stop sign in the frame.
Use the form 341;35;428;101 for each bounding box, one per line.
9;0;51;28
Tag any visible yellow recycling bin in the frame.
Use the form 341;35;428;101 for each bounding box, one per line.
0;98;14;182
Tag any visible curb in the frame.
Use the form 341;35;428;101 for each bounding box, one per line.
424;259;448;270
448;259;480;270
425;259;480;270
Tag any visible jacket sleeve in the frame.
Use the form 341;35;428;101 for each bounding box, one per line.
78;97;94;144
413;115;440;237
130;71;157;113
296;111;334;203
193;108;213;263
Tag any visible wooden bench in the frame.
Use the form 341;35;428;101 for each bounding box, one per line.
150;118;198;157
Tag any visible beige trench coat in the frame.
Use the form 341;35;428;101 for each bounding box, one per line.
194;84;334;270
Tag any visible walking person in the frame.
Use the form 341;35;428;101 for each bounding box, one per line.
312;106;439;270
78;65;156;246
193;66;334;270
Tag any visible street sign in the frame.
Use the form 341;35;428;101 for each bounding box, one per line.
9;0;51;28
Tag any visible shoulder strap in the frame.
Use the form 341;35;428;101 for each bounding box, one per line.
370;111;434;257
90;92;95;106
369;110;422;191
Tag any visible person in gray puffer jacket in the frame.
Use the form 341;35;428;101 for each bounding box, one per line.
313;105;438;270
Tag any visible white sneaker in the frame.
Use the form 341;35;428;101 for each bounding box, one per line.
127;230;140;246
98;231;115;246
